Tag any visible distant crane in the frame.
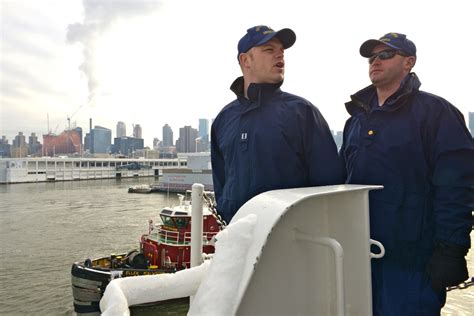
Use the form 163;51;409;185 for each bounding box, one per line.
46;113;60;135
67;104;84;130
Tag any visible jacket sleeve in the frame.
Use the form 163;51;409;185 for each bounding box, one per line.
210;122;225;213
304;104;344;186
427;102;474;248
339;118;351;183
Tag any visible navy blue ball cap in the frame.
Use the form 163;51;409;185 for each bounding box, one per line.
237;25;296;62
360;32;416;57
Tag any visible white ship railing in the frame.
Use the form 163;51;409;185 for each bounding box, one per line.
100;184;385;316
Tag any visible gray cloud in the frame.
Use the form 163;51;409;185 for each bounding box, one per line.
1;61;61;101
0;4;72;103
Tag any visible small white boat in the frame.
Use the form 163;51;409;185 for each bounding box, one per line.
128;184;152;193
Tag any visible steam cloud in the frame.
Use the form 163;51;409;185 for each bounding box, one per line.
66;0;160;103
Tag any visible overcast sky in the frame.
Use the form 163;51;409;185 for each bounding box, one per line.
1;0;473;147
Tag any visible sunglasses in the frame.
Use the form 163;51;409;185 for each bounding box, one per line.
368;49;408;64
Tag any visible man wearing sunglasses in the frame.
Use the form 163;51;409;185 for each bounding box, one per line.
340;33;473;315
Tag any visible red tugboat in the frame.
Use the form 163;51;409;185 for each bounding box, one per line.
71;191;223;315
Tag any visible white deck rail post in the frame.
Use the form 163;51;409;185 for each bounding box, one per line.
190;183;204;304
191;183;204;268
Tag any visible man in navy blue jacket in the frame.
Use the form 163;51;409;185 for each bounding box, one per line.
341;32;473;315
211;25;343;224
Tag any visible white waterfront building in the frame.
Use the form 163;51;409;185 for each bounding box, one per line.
0;156;188;184
155;152;213;192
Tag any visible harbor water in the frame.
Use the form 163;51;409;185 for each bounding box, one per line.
0;179;472;315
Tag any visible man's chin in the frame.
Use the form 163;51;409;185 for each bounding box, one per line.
270;75;284;83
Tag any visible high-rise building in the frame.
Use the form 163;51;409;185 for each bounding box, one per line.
43;130;82;156
198;119;209;140
163;124;174;147
133;124;142;139
112;136;144;156
11;132;28;157
198;118;210;152
28;133;42;156
176;126;198;153
74;127;83;145
13;132;26;147
84;133;91;152
117;121;126;138
469;112;474;137
0;136;11;157
84;118;93;152
153;138;160;149
90;126;112;154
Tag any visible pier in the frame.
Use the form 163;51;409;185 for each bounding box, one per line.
0;157;188;184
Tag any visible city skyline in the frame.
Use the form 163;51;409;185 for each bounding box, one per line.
2;1;473;150
4;111;474;152
0;117;214;148
0;118;216;157
3;109;474;156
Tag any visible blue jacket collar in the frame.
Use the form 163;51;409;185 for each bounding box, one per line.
345;73;421;116
230;76;283;103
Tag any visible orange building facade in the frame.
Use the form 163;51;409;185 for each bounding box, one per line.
42;130;82;156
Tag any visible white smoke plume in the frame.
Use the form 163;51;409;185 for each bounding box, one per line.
67;0;160;103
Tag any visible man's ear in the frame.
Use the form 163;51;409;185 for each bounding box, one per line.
405;56;416;70
239;52;251;68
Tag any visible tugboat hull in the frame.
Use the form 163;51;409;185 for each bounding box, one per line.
70;190;220;314
71;255;167;315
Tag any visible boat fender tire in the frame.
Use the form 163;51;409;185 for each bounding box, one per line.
84;258;92;268
71;263;110;282
127;251;148;269
73;301;101;313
